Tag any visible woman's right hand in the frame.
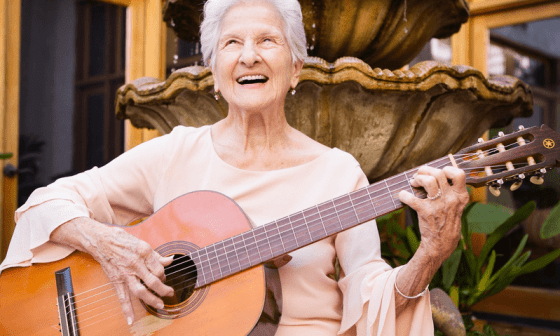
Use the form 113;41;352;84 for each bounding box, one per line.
50;217;174;325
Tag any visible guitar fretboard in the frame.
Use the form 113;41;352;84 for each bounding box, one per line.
190;156;453;288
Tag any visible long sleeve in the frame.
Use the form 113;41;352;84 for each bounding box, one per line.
0;130;175;272
335;173;433;336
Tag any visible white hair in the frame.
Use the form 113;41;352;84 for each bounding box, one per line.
200;0;307;68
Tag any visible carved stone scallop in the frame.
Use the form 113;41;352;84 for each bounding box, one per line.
116;58;532;182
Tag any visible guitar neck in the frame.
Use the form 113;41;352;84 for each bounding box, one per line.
190;155;453;288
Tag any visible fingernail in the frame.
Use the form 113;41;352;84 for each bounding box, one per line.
157;302;164;309
127;317;133;325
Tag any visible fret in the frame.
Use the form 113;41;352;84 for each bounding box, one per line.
330;200;344;231
384;179;397;209
224;237;240;273
316;201;338;235
254;226;273;261
303;207;325;241
214;241;231;277
291;212;313;246
190;252;206;287
233;234;250;270
351;188;374;222
241;231;261;266
277;217;297;251
267;221;286;255
404;171;416;197
199;247;214;283
315;205;328;237
206;244;222;279
286;214;302;247
333;194;358;230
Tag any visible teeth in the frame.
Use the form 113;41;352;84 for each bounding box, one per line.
237;75;267;83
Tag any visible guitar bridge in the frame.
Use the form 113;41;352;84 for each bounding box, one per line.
55;267;80;336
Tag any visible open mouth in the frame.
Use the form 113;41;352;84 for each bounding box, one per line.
237;75;269;85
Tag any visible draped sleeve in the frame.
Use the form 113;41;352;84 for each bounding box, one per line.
335;170;433;336
0;128;178;272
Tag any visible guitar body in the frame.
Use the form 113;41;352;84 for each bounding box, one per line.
0;191;282;336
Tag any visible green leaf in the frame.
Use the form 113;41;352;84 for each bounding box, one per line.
462;203;477;249
450;285;460;308
462;248;478;285
442;250;462;291
406;226;420;253
477;202;535;271
517;248;560;276
540;201;560;239
0;153;13;160
477;250;496;294
466;202;514;234
489;234;529;284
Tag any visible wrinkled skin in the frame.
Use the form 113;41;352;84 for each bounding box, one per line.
395;166;469;313
51;218;174;324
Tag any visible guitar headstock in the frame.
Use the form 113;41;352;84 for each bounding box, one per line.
455;124;560;195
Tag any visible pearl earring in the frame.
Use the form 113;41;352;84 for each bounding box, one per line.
214;92;219;101
291;89;296;95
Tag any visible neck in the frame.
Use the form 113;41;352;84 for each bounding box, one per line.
190;155;456;288
212;103;292;160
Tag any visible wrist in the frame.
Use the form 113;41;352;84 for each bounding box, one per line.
413;242;445;271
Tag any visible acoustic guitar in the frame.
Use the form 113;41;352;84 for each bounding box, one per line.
1;125;559;336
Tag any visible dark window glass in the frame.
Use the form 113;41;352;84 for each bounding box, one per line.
86;93;105;168
89;4;106;77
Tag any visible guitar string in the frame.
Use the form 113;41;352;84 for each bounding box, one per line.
61;155;531;321
61;156;531;328
62;139;528;303
62;154;452;307
59;141;536;326
61;156;536;331
62;146;531;310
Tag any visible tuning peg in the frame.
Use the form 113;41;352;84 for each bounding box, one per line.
488;179;504;197
518;125;525;131
478;138;484;143
530;168;547;185
510;173;525;191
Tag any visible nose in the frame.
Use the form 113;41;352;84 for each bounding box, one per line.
239;41;261;66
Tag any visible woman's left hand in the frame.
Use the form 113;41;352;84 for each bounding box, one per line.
398;166;470;265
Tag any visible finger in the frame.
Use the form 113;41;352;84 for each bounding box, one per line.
442;166;467;192
126;274;166;309
398;190;422;210
416;166;449;189
160;255;174;267
138;265;175;297
411;174;440;198
146;252;166;282
113;281;135;325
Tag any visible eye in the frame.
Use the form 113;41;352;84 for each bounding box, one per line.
227;40;237;45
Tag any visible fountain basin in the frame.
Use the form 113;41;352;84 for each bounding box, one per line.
116;58;532;182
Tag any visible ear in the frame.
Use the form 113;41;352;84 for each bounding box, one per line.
289;59;304;89
209;65;219;92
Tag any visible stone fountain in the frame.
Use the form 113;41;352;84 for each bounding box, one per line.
115;1;533;334
116;0;532;182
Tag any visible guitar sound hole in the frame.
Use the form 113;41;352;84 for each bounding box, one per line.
161;254;197;306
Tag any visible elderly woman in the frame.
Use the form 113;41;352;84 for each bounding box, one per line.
1;0;468;335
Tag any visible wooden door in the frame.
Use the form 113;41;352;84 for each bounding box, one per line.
0;0;21;260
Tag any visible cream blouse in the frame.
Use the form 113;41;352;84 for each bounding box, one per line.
1;126;433;336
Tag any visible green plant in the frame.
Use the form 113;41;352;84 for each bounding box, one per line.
0;152;13;160
377;201;560;334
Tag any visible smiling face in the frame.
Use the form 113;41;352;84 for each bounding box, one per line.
212;0;303;114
